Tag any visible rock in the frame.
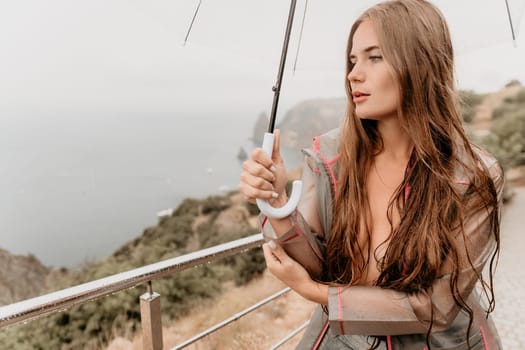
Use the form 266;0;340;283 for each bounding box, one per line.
278;97;346;150
106;337;133;350
214;205;252;236
252;112;270;145
237;147;248;162
0;248;50;305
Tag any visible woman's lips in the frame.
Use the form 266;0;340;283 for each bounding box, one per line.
353;92;370;103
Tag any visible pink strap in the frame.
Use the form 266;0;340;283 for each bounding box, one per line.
455;180;470;185
404;183;411;202
282;232;299;242
282;210;304;242
313;136;339;193
387;335;393;350
312;322;330;350
261;215;268;228
337;287;345;334
480;326;489;350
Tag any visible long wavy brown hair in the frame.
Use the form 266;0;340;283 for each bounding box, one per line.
325;0;500;348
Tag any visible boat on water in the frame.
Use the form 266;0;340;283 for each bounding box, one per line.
157;208;174;218
237;147;248;162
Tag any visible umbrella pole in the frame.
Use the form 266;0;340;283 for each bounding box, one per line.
268;0;298;133
256;0;303;220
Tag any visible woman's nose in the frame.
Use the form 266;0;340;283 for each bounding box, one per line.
347;64;364;83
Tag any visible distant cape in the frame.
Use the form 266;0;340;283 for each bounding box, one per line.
0;248;51;305
250;97;346;151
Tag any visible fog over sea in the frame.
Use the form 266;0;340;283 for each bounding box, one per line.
0;111;302;267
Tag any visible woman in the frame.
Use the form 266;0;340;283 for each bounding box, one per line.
239;1;503;349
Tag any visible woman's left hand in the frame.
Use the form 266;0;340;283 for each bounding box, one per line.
262;243;328;305
262;242;310;288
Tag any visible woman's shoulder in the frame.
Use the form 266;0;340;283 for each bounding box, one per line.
309;127;341;159
470;144;504;182
317;127;341;141
471;144;500;171
459;143;504;194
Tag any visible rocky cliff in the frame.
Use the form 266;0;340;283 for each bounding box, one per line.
0;248;50;305
278;97;346;150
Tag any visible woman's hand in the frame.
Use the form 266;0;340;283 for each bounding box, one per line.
262;243;328;305
239;129;288;205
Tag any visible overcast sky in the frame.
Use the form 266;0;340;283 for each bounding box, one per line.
1;0;524;119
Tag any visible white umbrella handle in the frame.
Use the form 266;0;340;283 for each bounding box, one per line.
256;132;303;219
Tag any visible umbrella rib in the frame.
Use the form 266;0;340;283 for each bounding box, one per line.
293;0;309;75
504;0;517;44
183;0;203;46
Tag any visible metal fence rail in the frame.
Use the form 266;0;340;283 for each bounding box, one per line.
0;233;306;349
171;287;292;350
0;233;264;329
269;321;310;350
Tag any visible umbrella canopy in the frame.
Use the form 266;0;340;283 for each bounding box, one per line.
177;0;525;75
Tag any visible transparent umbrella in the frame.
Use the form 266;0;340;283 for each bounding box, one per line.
178;0;525;218
180;0;525;72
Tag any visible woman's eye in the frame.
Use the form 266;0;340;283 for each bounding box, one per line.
370;55;383;61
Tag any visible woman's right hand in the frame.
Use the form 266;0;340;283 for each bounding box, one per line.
239;129;288;205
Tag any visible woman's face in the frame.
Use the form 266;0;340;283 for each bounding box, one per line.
348;20;400;120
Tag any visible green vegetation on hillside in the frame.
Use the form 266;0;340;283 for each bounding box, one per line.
482;88;525;170
0;195;265;349
459;90;486;123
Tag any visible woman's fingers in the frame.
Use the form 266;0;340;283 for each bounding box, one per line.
239;172;274;192
263;242;302;284
262;242;283;268
238;147;280;202
238;180;278;202
242;156;276;183
238;132;288;203
248;147;277;173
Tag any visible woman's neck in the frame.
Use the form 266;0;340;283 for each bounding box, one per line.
376;118;413;161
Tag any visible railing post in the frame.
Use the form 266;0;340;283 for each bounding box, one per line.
140;282;163;350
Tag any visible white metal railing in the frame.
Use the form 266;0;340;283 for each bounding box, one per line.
0;234;263;328
171;287;292;350
0;233;307;349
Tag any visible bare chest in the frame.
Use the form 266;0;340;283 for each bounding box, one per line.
357;164;405;284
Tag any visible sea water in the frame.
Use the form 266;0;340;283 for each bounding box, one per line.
0;111;303;267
